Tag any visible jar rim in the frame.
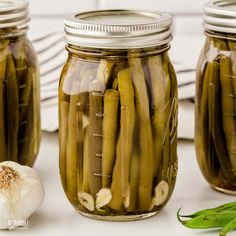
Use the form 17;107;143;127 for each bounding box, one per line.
64;9;172;49
204;0;236;33
0;0;29;29
66;43;171;60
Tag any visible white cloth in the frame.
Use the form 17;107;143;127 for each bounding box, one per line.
30;33;203;139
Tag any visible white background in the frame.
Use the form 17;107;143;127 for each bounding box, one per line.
28;0;207;15
28;0;208;35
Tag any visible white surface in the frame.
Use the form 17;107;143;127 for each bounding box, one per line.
1;132;235;236
27;11;204;37
29;17;64;34
173;16;203;36
28;0;206;16
28;0;97;15
27;0;206;36
170;35;205;69
178;101;194;140
98;0;208;14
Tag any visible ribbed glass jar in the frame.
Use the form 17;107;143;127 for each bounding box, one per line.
59;9;178;221
0;0;41;166
196;0;236;194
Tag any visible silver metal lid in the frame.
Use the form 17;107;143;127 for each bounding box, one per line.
64;9;172;49
0;0;29;29
204;0;236;33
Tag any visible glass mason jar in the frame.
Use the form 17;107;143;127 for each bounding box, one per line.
196;0;236;194
0;0;41;166
59;10;178;221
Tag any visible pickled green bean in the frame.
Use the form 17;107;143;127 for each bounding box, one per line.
128;56;153;212
65;95;80;201
102;89;119;188
59;101;69;189
0;30;40;167
109;68;135;210
0;40;8;162
88;91;103;198
82;127;90;193
220;56;236;172
148;54;169;179
127;146;140;212
6;53;19;163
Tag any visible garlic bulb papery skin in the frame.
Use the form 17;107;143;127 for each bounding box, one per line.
0;161;45;229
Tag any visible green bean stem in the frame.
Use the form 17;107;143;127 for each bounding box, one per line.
181;202;236;219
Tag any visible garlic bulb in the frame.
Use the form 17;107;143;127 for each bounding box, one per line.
0;161;44;229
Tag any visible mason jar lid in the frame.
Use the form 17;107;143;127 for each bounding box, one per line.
0;0;29;29
64;9;172;49
204;0;236;33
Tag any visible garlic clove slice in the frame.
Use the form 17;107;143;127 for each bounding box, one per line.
96;188;112;210
78;192;95;212
89;80;105;93
152;180;169;207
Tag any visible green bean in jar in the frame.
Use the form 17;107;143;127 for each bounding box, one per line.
0;0;41;167
195;0;236;194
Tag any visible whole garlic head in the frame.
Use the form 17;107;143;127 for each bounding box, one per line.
0;161;44;229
